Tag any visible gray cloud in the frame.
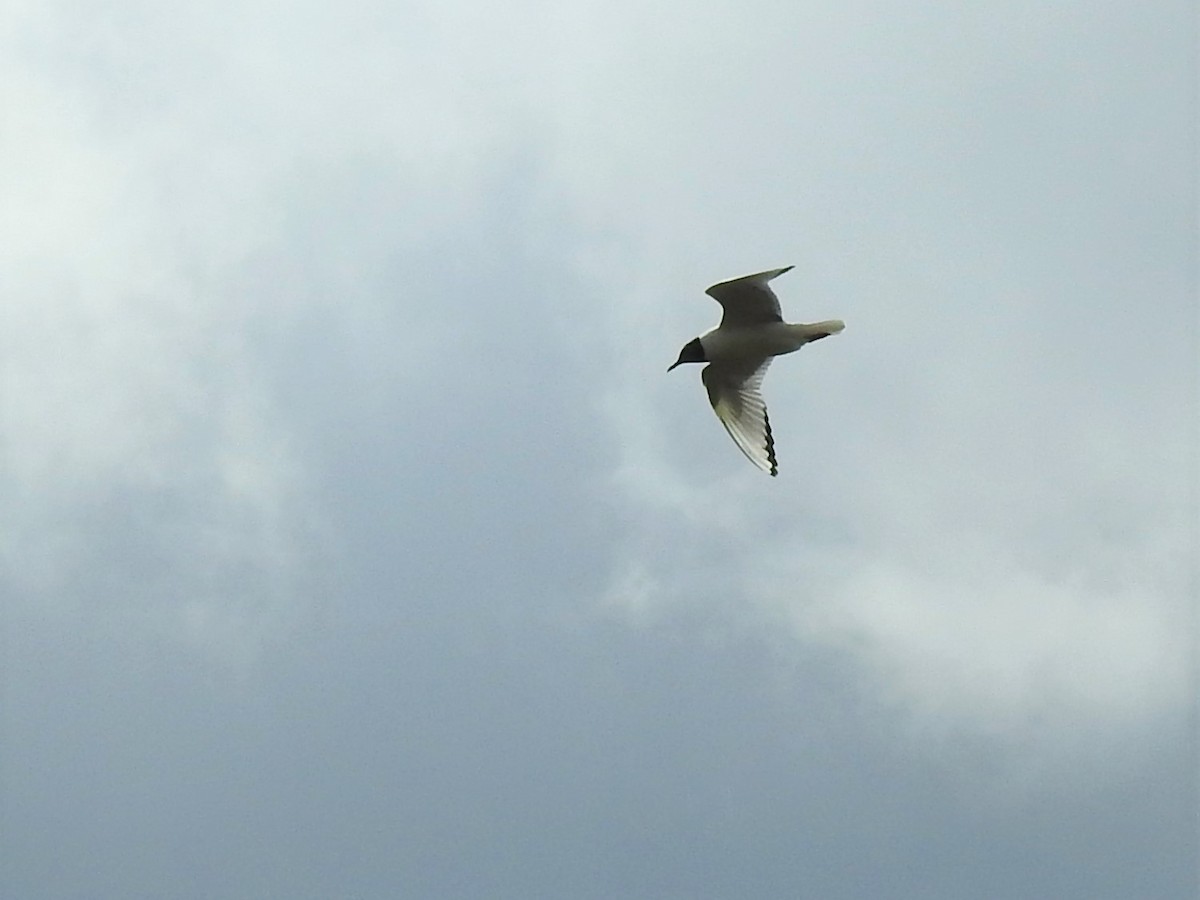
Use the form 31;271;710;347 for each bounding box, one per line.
2;0;1195;897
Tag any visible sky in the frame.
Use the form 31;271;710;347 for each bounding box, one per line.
2;1;1197;897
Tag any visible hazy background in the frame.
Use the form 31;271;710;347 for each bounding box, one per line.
3;1;1196;897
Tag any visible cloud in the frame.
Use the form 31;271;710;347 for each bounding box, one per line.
1;4;329;661
0;0;599;662
2;1;1195;897
4;0;1192;767
588;0;1196;758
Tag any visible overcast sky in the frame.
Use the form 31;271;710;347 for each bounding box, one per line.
2;1;1197;897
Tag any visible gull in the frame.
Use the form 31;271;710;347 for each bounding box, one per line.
668;266;844;476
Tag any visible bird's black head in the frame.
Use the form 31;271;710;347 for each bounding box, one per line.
668;337;707;371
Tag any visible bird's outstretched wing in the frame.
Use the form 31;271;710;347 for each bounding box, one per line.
701;358;778;476
704;266;794;328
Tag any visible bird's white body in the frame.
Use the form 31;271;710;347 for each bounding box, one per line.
669;267;844;476
699;320;844;362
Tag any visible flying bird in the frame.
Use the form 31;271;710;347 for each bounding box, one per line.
668;266;844;476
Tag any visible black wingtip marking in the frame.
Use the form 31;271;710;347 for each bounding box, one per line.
763;408;778;476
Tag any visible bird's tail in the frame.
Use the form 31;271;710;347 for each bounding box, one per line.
801;320;845;342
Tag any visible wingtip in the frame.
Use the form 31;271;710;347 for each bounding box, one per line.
763;409;778;476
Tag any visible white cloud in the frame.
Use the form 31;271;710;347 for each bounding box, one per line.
583;0;1195;757
1;0;594;663
1;7;319;659
4;0;1191;744
2;1;1194;895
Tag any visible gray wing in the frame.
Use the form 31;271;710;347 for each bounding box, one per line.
701;358;778;476
704;266;794;328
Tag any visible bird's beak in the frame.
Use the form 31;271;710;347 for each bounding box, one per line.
667;361;680;372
